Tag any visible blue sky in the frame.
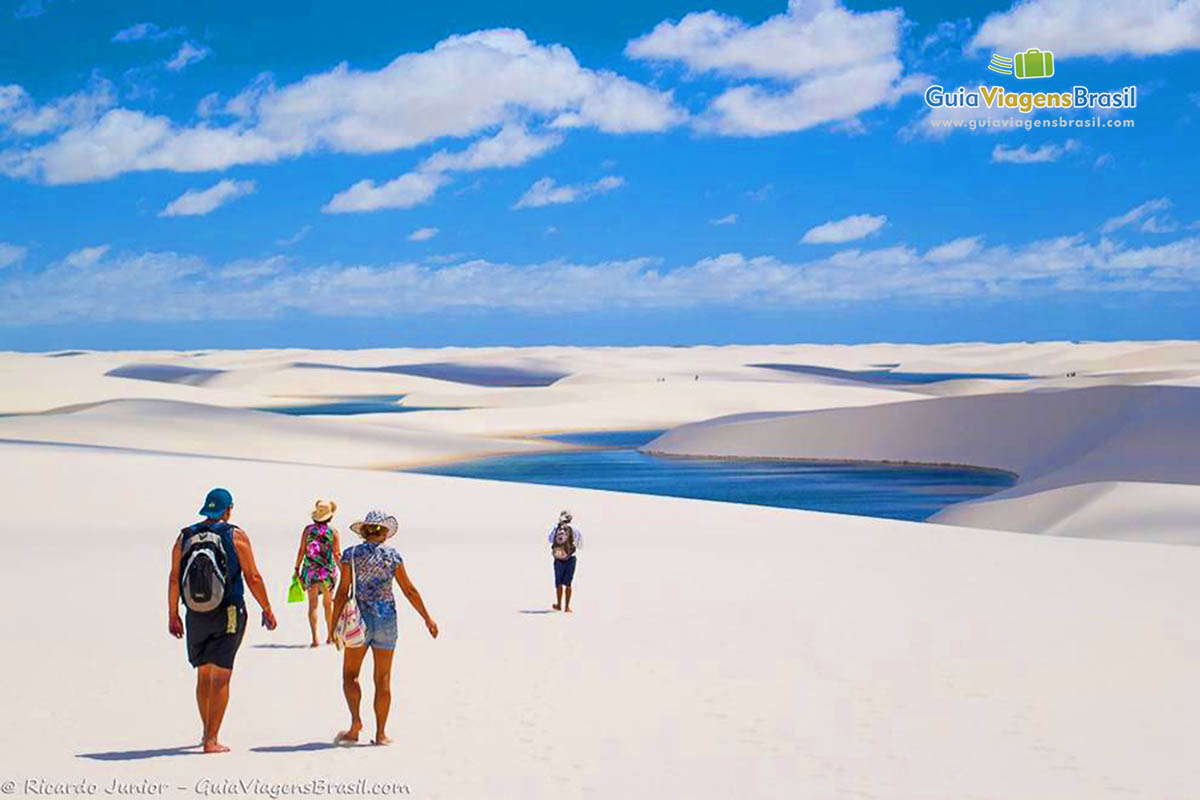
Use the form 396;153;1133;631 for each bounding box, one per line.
1;0;1198;349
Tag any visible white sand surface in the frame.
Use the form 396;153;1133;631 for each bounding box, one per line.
4;341;1200;797
3;441;1199;799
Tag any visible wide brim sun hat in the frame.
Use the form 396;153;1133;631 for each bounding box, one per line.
350;509;398;540
312;498;337;523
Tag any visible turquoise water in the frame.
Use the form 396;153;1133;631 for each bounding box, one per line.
752;363;1033;384
255;395;463;416
543;430;671;447
292;361;566;387
411;431;1015;521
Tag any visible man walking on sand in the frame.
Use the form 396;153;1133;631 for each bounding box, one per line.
168;488;277;753
549;510;582;612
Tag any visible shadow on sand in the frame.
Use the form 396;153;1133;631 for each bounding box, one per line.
251;742;340;753
77;745;199;761
518;609;554;614
252;643;319;650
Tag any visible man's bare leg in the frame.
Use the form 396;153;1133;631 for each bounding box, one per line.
553;584;563;611
307;587;320;647
196;665;212;743
202;666;233;753
564;586;573;613
371;647;396;745
336;646;368;743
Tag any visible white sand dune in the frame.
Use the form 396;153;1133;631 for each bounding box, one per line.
647;384;1200;486
932;480;1200;543
0;398;549;467
647;384;1200;543
2;441;1198;799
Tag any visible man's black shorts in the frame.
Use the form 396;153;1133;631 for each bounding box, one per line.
186;604;247;669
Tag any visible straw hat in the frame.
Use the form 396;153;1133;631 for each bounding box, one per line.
311;499;337;523
350;509;398;540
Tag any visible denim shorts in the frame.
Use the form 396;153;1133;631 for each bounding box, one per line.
358;602;398;650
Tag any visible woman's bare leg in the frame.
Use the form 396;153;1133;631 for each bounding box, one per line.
306;585;320;646
336;646;369;743
321;584;335;644
371;647;396;745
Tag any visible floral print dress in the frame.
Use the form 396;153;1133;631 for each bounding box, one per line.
299;523;337;590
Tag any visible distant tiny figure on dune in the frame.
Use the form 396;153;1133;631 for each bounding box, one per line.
549;510;582;612
168;487;276;754
293;499;342;647
331;509;438;747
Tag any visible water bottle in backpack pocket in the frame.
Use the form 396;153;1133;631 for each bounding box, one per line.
180;525;229;613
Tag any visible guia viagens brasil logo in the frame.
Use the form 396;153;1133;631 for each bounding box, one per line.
924;47;1136;113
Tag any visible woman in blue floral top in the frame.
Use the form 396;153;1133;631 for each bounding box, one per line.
293;499;342;647
331;509;438;746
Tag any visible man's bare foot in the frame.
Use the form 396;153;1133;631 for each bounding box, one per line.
564;607;572;613
310;641;319;648
373;734;392;746
202;739;230;754
552;603;561;611
334;725;361;745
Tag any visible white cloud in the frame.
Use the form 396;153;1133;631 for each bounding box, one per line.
1141;216;1179;234
160;179;256;217
1094;153;1114;169
420;125;562;173
62;245;110;268
801;213;887;244
1;29;682;185
112;22;185;43
0;78;116;138
5;229;1200;324
276;225;311;246
513;175;624;209
710;213;738;226
924;236;983;262
920;18;972;53
627;0;900;79
323;171;448;214
991;138;1079;164
627;0;918;135
166;41;211;72
408;227;439;242
325;125;564;214
970;0;1200;58
0;243;27;268
1100;198;1172;233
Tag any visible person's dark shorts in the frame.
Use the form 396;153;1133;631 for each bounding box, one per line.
186;604;247;670
554;555;577;586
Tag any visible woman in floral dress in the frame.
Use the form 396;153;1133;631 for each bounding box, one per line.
293;499;342;647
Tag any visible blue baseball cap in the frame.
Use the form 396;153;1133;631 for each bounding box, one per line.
200;488;233;519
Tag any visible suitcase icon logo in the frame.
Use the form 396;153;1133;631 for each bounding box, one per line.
1014;48;1054;79
987;48;1055;79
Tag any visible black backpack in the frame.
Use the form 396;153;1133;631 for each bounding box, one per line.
180;522;229;613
